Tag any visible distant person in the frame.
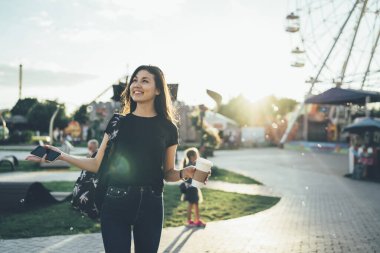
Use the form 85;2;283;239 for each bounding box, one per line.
180;147;206;227
199;144;207;159
86;127;94;142
87;139;99;158
61;137;74;154
229;133;236;149
65;134;73;142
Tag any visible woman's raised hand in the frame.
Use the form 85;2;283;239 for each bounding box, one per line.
204;171;211;185
183;166;212;185
183;165;196;179
25;153;46;163
44;144;63;155
25;145;64;163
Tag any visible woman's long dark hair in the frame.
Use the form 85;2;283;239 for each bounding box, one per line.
121;65;176;123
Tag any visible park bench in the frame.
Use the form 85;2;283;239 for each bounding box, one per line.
0;155;19;171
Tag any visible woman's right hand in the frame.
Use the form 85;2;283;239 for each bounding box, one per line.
25;153;46;163
25;145;64;163
44;145;63;156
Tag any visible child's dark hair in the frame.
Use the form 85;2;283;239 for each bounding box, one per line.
181;147;199;169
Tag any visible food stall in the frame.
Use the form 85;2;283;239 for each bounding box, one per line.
344;117;380;180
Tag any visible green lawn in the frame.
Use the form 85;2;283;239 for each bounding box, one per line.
43;181;77;192
0;184;279;239
211;166;262;185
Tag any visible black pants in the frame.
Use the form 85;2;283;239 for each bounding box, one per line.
100;185;163;253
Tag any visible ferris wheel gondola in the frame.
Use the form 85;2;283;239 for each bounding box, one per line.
291;62;305;67
291;47;305;54
285;12;300;33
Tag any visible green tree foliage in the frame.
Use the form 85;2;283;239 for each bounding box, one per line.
26;100;69;133
218;94;298;127
218;95;253;126
10;98;39;116
276;97;298;117
72;104;89;125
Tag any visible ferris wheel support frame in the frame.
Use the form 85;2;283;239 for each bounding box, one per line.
340;0;368;85
280;0;360;146
361;23;380;89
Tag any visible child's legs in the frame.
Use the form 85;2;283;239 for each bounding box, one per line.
194;202;200;221
187;203;193;220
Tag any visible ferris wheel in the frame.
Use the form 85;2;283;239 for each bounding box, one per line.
280;0;380;145
286;0;380;93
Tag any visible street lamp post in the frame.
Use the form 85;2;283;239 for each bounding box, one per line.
49;106;60;144
0;110;9;140
19;64;22;100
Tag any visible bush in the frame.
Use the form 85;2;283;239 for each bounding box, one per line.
7;130;33;144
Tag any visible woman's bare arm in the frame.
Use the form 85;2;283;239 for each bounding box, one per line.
163;144;195;182
60;134;109;173
26;134;109;173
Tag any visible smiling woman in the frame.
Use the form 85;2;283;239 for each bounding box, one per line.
25;65;198;253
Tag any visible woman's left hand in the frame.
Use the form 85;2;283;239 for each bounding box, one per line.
183;166;196;179
204;171;212;185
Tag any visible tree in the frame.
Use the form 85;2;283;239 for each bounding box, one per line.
73;104;89;125
219;95;299;127
218;94;254;126
26;100;69;133
10;98;38;116
277;98;298;117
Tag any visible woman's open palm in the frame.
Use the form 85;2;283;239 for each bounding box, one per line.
25;145;63;163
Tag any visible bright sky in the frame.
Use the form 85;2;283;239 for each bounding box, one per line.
0;0;312;113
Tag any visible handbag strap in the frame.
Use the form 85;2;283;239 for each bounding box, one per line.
98;113;124;175
106;113;123;142
105;113;124;154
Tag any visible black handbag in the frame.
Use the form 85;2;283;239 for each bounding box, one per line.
71;113;123;219
71;153;99;219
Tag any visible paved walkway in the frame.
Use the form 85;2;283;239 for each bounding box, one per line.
1;148;380;252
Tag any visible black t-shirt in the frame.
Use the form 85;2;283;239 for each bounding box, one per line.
104;113;178;192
